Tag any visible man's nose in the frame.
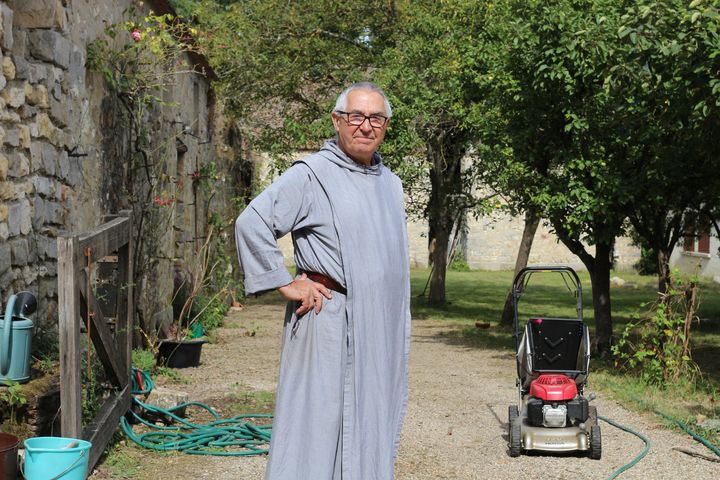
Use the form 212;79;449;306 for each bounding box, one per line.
358;117;374;133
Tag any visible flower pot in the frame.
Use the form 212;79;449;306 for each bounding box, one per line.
157;339;206;368
0;433;18;480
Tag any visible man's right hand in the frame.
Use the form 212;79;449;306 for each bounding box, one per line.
277;273;333;315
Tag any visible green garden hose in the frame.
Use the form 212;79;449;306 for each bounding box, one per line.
120;368;272;456
626;394;720;458
599;414;651;480
596;389;720;479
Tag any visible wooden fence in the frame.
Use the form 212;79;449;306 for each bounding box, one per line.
57;211;134;470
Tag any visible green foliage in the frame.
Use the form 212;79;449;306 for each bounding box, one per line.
188;0;395;158
132;348;157;372
630;228;660;276
81;343;107;426
612;271;700;385
32;326;60;362
448;256;471;272
190;292;229;334
0;381;27;424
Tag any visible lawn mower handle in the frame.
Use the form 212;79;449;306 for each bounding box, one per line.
511;265;584;352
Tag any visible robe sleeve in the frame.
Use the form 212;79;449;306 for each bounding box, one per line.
234;165;313;295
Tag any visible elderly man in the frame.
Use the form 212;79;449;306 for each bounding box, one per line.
235;82;411;479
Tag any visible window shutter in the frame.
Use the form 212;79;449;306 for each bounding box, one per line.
698;233;710;254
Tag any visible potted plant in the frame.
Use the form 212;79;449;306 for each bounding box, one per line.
158;228;225;368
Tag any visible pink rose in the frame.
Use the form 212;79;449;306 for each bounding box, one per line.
131;29;141;42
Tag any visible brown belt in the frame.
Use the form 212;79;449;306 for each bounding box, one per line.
301;271;347;295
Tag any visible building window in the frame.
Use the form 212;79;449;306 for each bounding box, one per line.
682;219;711;255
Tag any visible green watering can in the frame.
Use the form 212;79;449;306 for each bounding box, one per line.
0;292;36;384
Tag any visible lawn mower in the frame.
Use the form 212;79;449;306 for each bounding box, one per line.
508;265;601;459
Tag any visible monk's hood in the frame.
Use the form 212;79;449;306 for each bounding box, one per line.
318;139;383;176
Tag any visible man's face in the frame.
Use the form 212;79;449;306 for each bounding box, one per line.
331;89;390;165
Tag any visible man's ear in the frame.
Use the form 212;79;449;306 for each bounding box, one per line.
331;112;341;132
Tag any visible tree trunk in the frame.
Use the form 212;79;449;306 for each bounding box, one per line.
428;225;450;305
589;241;613;355
500;210;540;326
556;232;614;355
657;248;671;294
425;134;465;305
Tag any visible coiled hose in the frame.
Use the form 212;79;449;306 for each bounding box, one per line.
120;368;272;456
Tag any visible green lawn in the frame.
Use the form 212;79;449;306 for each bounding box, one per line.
410;268;720;377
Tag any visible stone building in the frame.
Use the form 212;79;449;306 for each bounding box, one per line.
0;0;243;344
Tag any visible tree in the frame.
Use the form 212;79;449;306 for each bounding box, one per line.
606;0;720;293
481;0;631;352
186;0;500;304
375;1;502;304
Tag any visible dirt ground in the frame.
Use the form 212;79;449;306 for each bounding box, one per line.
91;303;719;479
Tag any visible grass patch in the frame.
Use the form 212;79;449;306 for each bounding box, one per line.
100;443;142;478
591;367;719;446
227;383;276;417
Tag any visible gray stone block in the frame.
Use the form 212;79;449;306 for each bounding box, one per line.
0;267;14;286
13;56;47;83
67;157;83;186
44;144;57;175
3;128;20;146
51;82;61;101
32;196;45;228
12;56;30;81
0;222;8;241
1;5;13;51
36;233;57;259
0;242;10;274
9;237;29;266
28;30;71;69
145;386;189;416
8;152;29;177
11;0;67;31
68;45;84;86
41;261;56;277
18;104;36;121
19;198;31;234
57;150;69;180
49;66;63;85
30;141;56;176
49;96;68;127
44;200;63;225
10;29;26;57
33;175;57;198
8;202;24;237
39;277;57;298
2;82;25;108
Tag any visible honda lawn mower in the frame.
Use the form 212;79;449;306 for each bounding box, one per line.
508;266;601;459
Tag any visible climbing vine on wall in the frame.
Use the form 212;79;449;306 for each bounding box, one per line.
87;11;205;340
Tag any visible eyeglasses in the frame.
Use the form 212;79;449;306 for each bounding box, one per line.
335;110;389;128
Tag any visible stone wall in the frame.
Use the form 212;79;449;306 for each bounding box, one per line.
0;0;241;342
408;213;641;271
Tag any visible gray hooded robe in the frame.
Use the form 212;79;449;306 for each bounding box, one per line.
235;140;411;480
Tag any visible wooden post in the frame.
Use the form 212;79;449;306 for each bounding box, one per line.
118;210;134;381
58;212;135;469
57;235;82;438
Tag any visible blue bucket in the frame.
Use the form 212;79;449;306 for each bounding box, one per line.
23;437;91;480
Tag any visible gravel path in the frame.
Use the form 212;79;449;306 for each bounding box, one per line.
96;303;718;479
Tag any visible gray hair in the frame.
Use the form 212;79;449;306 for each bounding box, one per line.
333;82;392;118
